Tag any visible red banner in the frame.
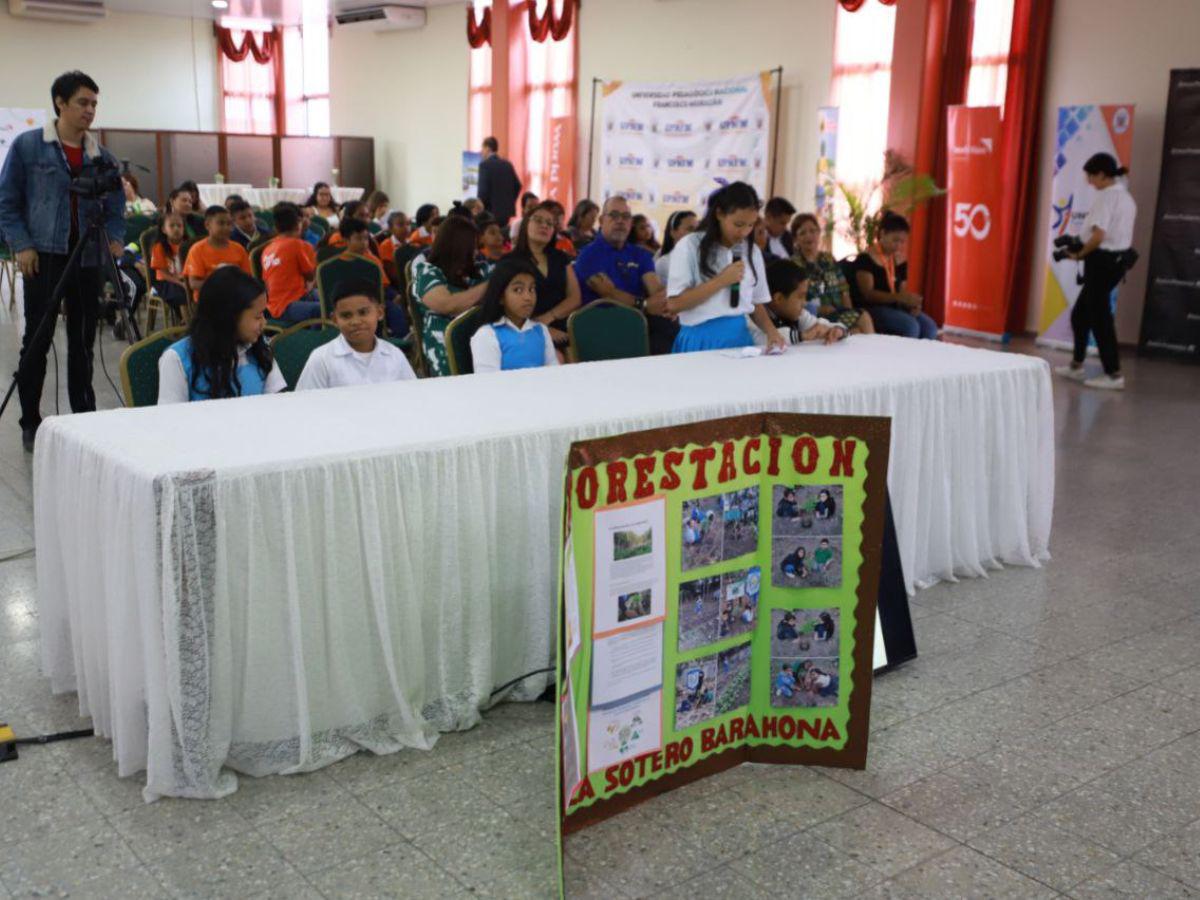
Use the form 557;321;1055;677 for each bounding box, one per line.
544;115;575;211
944;106;1007;337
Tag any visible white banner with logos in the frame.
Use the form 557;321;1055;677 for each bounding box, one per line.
598;73;772;235
0;108;47;176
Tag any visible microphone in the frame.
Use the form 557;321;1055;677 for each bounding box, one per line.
729;243;743;308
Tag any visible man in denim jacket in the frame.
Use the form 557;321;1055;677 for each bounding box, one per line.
0;71;125;451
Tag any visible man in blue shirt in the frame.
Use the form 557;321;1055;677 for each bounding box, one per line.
572;196;677;354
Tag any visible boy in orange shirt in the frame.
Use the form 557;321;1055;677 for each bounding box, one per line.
183;206;253;301
261;203;320;323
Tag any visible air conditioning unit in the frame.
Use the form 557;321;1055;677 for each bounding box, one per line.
8;0;106;22
333;3;426;32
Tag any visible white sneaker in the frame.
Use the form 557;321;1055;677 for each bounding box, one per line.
1055;365;1088;382
1084;374;1125;391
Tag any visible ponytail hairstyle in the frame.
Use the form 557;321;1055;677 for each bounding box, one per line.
698;182;762;284
187;267;272;400
1083;152;1128;179
478;256;541;325
659;209;697;258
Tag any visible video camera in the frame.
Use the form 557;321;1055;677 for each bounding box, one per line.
68;156;125;199
1051;234;1084;263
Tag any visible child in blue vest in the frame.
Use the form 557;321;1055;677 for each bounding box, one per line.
158;266;285;403
469;257;559;373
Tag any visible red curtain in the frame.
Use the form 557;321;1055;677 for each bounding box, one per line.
998;0;1053;333
919;0;976;324
467;6;492;48
214;25;277;64
527;0;574;42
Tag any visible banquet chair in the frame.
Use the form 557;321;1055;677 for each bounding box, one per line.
445;306;484;376
256;209;275;231
567;301;649;363
311;215;330;235
316;244;344;264
248;233;274;255
118;325;186;407
316;254;384;320
270;319;340;390
124;213;154;246
250;242;268;280
403;257;428;377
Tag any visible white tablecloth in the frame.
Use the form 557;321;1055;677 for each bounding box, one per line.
246;187;309;208
33;337;1054;798
331;186;364;204
196;183;253;207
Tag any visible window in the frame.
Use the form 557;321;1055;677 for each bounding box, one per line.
517;0;577;204
966;0;1015;110
468;0;493;148
220;29;276;135
283;10;330;137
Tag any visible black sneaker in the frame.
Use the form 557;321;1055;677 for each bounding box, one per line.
21;427;36;453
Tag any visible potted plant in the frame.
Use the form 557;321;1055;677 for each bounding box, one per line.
833;151;945;254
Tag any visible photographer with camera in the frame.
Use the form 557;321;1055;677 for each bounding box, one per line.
1054;152;1136;391
0;71;125;452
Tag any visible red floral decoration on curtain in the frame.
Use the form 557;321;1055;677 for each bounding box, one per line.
467;6;492;48
214;24;277;64
839;0;895;9
527;0;574;42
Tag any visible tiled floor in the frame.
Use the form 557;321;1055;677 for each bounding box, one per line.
1;292;1198;899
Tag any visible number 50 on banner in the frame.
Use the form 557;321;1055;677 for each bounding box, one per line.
944;106;1008;339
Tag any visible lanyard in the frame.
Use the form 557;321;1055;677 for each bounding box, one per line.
871;243;896;294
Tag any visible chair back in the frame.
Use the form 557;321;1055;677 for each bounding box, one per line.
119;326;186;407
257;209;275;231
316;244;343;264
310;215;330;235
403;257;428;376
138;226;158;264
124;214;154;246
316;253;384;320
567;301;649;363
445;307;485;376
250;241;269;280
248;232;274;255
269;319;340;390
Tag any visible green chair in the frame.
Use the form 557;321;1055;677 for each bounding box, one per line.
567;301;650;363
119;326;186;407
404;257;428;377
315;253;384;320
125;214;154;246
270;319;340;390
368;221;383;235
316;244;343;264
138;225;158;265
256;209;275;231
445;307;484;376
249;242;269;280
248;232;275;255
311;214;330;235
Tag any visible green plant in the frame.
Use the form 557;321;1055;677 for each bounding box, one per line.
833;152;946;254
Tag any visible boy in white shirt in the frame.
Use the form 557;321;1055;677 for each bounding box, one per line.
749;258;847;349
296;278;415;391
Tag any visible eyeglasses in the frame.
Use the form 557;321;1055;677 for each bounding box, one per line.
605;212;632;222
529;216;556;228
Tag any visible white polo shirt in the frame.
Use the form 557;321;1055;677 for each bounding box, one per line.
295;334;416;391
666;231;771;327
1082;182;1136;251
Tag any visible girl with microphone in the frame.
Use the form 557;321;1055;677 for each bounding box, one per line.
666;182;786;353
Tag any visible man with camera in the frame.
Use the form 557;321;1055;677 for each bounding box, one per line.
0;71;125;451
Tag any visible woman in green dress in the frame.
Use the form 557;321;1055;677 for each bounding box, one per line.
789;213;873;335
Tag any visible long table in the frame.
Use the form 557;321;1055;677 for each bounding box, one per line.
33;336;1054;799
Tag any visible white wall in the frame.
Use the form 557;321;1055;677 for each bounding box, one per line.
577;0;836;217
0;7;217;131
1027;0;1200;341
330;4;468;212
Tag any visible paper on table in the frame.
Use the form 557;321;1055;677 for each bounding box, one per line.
590;622;664;708
587;687;663;773
593;498;667;636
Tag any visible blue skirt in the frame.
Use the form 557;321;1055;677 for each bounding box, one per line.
672;315;753;353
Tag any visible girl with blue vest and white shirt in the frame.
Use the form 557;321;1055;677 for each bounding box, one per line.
666;182;786;353
158;266;285;403
470;257;559;373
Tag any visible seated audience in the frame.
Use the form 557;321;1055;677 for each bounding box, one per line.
463;197;485;217
158;266;285;403
631;214;660;255
122;174;155;216
148;211;188;314
666;182;785;353
223;194;245;212
470;257;559;374
505;201;582;349
790;213;874;335
509;191;540;241
166;188;204;239
306;181;342;228
573;195;676;355
229;198;268;249
178;180;202;214
852;211;938;339
182;205;252;302
751;259;847;347
261;203;319;324
338;218;407;336
411;215;490;376
408;203;441;247
377;211;410;260
363;190;390;228
475;213;507;263
655;210;698;285
300;206;322;247
763;196;797;259
296;278;415;390
540;199;577;256
567;199;600;250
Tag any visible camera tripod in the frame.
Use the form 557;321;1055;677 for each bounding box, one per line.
0;194;139;428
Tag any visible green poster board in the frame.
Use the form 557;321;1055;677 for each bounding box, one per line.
556;413;891;838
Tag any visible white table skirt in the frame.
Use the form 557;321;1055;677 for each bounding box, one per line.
246;187;309;208
196;183;253;208
33;336;1054;799
331;186;364;204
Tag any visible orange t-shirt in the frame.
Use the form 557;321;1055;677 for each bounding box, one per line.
377;235;399;262
555;234;576;257
182;239;253;300
149;240;184;279
407;228;434;247
261;236;318;318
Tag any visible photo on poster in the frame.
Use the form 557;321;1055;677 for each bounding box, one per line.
771;608;840;657
681;486;760;572
561;684;583;809
590;622;664;708
770;656;840;709
674;654;718;731
771;536;842;588
587;687;663;774
717;566;760;641
677;574;721;652
715;642;752;715
772;485;844;538
594;498;667;635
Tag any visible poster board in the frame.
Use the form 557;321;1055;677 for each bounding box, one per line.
0;108;47;175
556;413;890;844
461;150;482;199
